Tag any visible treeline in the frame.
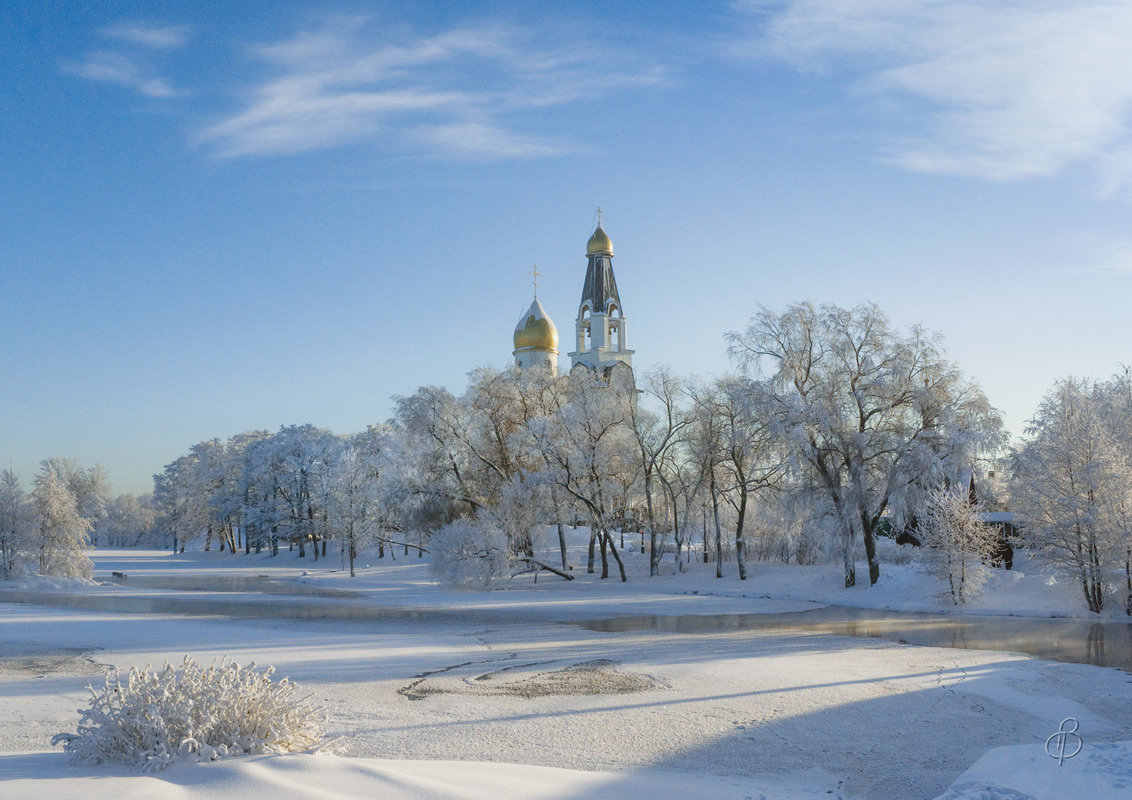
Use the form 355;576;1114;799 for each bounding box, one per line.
146;302;1005;588
0;459;114;578
4;302;1130;614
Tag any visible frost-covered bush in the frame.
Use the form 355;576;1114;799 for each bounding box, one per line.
430;517;513;589
917;488;997;604
53;656;325;771
875;535;916;566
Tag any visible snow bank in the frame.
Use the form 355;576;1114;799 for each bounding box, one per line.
933;739;1132;799
1;752;844;800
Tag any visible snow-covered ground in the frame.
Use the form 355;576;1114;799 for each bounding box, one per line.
2;536;1131;799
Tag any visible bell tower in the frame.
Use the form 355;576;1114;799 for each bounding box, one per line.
568;216;634;375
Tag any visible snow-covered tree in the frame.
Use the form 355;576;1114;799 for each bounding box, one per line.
429;517;513;589
0;469;35;578
153;454;202;553
35;459;110;547
727;302;1003;587
394;385;488;516
267;425;339;560
918;486;998;604
100;494;156;547
1011;377;1132;613
708;376;787;580
628;367;691;576
1095;368;1132;612
326;427;394;575
32;461;94;578
526;368;636;581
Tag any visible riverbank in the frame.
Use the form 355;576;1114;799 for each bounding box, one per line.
2;544;1131;799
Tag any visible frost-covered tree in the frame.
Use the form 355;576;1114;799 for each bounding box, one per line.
32;461;94;578
527;368;635;581
100;494;156;547
267;425;339;560
918;487;997;604
629;367;691;576
728;302;1003;587
153;454;202;553
708;376;787;580
394;385;488;516
687;379;731;577
1011;377;1132;613
326;427;394;575
1095;368;1132;612
0;469;35;578
429;517;513;589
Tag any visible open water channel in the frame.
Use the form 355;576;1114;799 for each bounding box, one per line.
2;575;1130;674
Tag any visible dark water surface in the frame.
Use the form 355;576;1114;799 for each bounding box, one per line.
579;606;1132;673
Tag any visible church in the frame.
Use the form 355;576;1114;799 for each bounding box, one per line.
511;221;635;381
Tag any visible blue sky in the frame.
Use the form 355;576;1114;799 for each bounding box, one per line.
4;1;1132;496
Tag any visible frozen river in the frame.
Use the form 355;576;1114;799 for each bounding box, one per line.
3;575;1131;673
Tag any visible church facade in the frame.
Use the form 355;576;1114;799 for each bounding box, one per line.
512;222;634;379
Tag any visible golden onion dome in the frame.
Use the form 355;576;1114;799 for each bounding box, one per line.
586;225;613;255
513;298;559;351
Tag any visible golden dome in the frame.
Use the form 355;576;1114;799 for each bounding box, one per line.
586;225;613;256
513;298;559;352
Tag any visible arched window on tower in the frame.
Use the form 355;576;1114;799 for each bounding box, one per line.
607;305;621;351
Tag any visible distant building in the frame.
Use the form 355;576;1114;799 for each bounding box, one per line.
512;296;559;373
512;219;636;383
568;224;634;379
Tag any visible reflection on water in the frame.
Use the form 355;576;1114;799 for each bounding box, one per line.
579;607;1132;674
0;574;472;623
105;574;361;598
3;576;1131;674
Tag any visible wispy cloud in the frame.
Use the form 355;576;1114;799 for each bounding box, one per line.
65;50;179;98
100;22;191;50
66;20;189;98
731;1;1132;187
1049;233;1132;276
198;18;666;159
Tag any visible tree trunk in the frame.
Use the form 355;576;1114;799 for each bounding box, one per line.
603;529;628;582
1125;548;1131;616
708;467;725;578
734;490;748;581
551;487;568;570
839;501;856;587
862;515;880;586
702;506;709;564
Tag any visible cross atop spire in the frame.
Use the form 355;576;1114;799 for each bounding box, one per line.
529;264;542;297
594;207;604;228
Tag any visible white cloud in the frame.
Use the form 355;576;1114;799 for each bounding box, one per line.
66;20;190;98
64;51;179;98
100;22;191;50
733;1;1132;185
198;19;666;159
413;121;573;160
